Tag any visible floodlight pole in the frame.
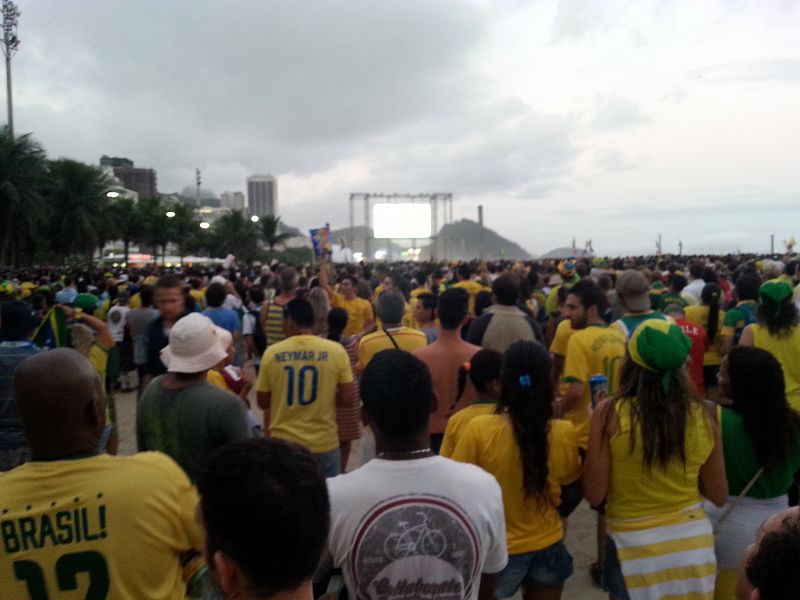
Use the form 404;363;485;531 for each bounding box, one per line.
195;168;201;206
1;0;20;139
478;205;484;261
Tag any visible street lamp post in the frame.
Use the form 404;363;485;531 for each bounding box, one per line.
1;0;20;138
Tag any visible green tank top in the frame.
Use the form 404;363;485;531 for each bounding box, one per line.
720;406;800;498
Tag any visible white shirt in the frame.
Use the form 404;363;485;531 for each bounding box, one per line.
223;293;242;311
106;305;130;342
327;456;507;600
683;279;705;303
242;303;263;366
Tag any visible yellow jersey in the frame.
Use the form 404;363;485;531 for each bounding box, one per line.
357;327;427;371
453;280;490;315
451;416;581;554
188;289;205;310
330;293;374;338
562;324;626;448
257;335;353;453
684;305;726;366
0;452;202;600
439;401;496;458
207;369;231;393
548;319;574;357
607;400;714;519
751;324;800;411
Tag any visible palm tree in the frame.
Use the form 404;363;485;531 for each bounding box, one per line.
109;197;145;265
137;196;172;264
260;214;292;253
0;126;49;265
167;202;199;264
213;209;262;264
46;159;114;264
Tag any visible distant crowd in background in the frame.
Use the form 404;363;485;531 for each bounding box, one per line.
2;252;800;600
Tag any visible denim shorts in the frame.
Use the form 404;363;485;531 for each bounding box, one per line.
602;536;631;600
495;541;574;598
314;448;341;479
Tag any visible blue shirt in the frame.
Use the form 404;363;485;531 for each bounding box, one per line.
202;308;241;334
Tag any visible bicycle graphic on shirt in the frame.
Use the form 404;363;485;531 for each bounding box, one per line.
383;511;447;560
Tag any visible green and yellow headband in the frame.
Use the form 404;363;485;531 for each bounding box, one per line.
628;320;692;393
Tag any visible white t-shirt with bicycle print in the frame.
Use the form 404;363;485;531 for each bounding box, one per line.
327;455;507;600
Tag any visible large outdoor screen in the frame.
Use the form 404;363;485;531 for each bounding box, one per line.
372;203;432;239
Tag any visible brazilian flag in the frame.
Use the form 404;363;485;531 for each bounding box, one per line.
32;306;71;349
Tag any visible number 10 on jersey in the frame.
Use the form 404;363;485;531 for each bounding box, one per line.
283;366;319;406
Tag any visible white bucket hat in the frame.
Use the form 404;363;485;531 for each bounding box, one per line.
160;313;228;373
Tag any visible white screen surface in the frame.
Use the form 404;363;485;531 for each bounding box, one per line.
372;204;432;239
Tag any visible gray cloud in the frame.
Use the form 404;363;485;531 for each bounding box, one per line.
16;0;488;188
551;0;608;41
589;96;650;131
594;149;636;173
692;58;800;84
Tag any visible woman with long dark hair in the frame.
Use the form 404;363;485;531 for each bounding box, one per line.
740;280;800;410
685;283;725;394
584;320;727;600
452;340;581;599
707;346;800;598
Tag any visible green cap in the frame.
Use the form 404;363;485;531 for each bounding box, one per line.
73;293;99;314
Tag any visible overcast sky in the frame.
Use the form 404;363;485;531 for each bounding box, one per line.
14;0;800;256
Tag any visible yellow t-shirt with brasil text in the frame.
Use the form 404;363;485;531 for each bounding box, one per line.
0;452;202;600
330;293;374;338
451;415;581;555
257;335;353;454
562;324;626;448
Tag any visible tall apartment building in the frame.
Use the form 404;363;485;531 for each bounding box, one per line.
247;175;277;218
220;191;245;211
99;155;158;198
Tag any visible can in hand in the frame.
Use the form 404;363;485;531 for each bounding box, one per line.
589;374;608;408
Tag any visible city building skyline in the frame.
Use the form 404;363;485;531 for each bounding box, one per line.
220;190;245;211
99;155;158;199
247;174;277;218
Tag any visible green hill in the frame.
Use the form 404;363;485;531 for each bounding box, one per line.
420;219;531;260
327;221;530;260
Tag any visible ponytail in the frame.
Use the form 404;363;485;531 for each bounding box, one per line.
702;283;722;344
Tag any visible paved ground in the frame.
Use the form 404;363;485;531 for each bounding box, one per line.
115;386;605;599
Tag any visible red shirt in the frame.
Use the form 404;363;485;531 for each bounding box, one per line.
674;317;708;395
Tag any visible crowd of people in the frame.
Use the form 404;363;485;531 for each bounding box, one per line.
2;251;800;599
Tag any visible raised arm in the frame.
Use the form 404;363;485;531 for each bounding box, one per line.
318;254;334;300
60;305;115;350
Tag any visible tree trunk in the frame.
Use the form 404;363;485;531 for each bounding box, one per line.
123;239;130;265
